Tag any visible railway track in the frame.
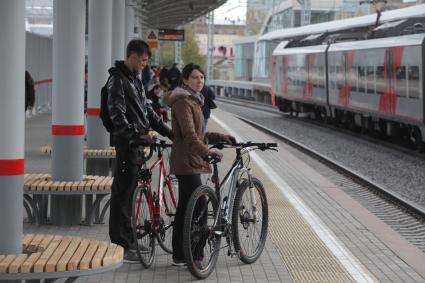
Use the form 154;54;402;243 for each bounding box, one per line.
232;111;425;252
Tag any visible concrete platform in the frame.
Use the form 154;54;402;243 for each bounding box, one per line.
22;109;425;282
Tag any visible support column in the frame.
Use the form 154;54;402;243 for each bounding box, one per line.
112;0;126;63
125;3;135;44
86;0;112;176
51;0;86;225
206;12;214;80
0;0;25;253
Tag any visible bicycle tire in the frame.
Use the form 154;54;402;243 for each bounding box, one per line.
156;175;178;254
183;185;221;279
131;186;155;268
232;178;268;264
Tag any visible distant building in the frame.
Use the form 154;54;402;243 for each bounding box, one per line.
189;15;246;80
25;0;53;36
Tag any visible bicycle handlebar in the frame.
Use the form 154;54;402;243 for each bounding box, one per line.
204;142;278;164
210;142;278;151
129;138;172;161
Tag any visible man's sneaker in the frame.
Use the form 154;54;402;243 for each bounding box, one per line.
123;249;140;264
171;258;186;266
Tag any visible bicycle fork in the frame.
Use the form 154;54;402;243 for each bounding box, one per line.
247;169;258;222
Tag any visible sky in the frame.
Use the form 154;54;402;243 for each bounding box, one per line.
214;0;247;22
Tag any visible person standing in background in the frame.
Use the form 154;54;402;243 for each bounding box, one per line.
25;70;35;112
200;84;216;130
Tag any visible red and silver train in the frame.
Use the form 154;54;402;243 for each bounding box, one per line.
271;18;425;149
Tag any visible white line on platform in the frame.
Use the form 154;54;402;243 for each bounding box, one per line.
212;114;377;283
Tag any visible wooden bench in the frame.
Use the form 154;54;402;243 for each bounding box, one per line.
0;234;123;282
40;146;116;158
24;174;113;225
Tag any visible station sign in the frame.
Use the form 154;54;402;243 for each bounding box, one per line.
158;29;185;41
144;29;158;49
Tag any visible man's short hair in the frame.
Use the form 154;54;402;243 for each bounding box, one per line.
126;39;152;58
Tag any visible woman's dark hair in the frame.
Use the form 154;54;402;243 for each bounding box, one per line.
181;63;205;80
126;39;152;58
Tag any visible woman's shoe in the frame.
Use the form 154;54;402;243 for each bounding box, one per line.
171;258;186;266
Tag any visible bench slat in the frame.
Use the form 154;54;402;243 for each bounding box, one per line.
102;244;118;266
91;176;104;191
113;245;124;264
37;234;55;253
64;181;73;191
34;235;62;272
42;181;54;191
27;234;45;253
91;241;108;268
0;255;17;273
22;234;34;250
45;236;72;272
67;239;90;271
8;254;28;273
56;237;81;272
21;252;42;273
99;176;112;190
79;240;99;270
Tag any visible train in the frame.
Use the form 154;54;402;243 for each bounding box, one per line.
270;12;425;150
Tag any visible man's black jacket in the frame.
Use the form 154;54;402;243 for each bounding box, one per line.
107;61;172;145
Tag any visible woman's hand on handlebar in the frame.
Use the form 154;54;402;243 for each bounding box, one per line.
207;148;223;162
223;134;237;145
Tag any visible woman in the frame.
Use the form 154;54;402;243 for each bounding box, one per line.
164;63;236;266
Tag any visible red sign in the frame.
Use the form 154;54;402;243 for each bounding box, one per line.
158;29;184;41
147;31;157;40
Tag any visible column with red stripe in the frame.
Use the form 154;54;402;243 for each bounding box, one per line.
50;0;86;225
86;0;113;177
0;1;25;253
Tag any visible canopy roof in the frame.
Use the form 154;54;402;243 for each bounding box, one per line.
134;0;227;28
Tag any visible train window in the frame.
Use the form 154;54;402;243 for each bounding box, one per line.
408;66;420;99
350;67;357;92
396;66;407;97
367;66;376;94
358;66;366;93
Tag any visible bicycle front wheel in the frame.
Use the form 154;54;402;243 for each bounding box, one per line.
232;178;268;264
156;175;178;254
131;186;155;268
183;185;221;279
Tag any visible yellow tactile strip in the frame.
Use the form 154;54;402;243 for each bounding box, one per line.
209;120;356;283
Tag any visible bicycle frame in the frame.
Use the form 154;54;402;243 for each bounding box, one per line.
212;148;256;229
135;146;177;231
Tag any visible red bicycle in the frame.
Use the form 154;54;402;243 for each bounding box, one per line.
130;138;178;268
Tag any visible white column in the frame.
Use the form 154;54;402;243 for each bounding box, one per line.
112;0;126;63
0;0;25;253
87;0;112;150
125;4;135;44
51;0;86;225
86;0;113;177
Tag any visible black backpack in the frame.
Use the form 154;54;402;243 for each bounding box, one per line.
99;72;127;133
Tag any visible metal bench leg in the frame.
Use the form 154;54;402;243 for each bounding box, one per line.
24;194;36;223
85;194;94;225
99;198;111;224
86;194;107;225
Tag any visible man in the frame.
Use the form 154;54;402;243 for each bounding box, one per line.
167;63;181;90
107;39;173;263
200;84;216;130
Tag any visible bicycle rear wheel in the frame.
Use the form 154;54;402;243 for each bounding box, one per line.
156;175;178;254
232;178;268;264
131;186;155;268
183;185;221;279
